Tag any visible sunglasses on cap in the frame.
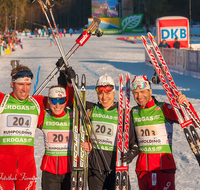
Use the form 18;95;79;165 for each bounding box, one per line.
95;85;114;93
49;98;66;105
12;70;33;80
131;81;150;90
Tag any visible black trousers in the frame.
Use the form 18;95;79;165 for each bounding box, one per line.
42;171;71;190
88;168;130;190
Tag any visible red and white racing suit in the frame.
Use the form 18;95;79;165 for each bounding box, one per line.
132;97;199;190
0;86;73;190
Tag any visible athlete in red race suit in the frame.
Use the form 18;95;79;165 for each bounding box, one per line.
130;75;199;190
0;64;74;190
38;85;74;190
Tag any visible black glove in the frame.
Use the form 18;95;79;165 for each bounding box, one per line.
56;57;65;68
122;149;138;164
95;29;103;37
65;66;75;83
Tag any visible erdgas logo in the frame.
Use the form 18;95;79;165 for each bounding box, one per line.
46;121;68;126
5;105;35;111
134;115;160;122
140;146;162;152
3;137;32;143
92;113;117;120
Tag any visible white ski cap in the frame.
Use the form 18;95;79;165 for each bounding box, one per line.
131;75;151;90
48;86;66;98
96;74;115;89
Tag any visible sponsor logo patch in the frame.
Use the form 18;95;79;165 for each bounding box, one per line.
155;105;161;110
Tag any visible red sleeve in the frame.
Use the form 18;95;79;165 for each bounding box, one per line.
163;102;200;127
37;109;46;128
0;92;5;104
32;95;49;110
66;85;74;106
163;102;179;122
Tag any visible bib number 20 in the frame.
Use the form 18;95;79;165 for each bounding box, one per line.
95;124;113;137
7;115;31;127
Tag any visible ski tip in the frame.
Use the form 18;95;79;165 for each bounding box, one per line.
126;73;130;81
81;74;86;86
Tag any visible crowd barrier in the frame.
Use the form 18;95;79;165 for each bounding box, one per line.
145;47;200;78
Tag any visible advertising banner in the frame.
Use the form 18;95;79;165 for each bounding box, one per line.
174;49;187;70
188;50;198;72
88;17;120;30
120;14;145;33
156;16;189;48
92;0;118;18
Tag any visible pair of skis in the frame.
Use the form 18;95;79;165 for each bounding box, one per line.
71;74;88;190
115;73;130;190
141;32;200;165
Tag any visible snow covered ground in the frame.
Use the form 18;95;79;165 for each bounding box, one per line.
1;32;200;189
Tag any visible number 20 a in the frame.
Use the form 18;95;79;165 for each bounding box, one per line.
136;126;157;137
95;124;113;137
7;115;31;127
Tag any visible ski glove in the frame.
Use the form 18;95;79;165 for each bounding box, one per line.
122;149;138;164
65;67;76;84
56;57;65;68
95;28;103;37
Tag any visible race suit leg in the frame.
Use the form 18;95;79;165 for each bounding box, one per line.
0;154;17;190
0;154;15;190
137;170;175;190
15;154;37;190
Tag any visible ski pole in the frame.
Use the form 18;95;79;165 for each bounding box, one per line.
33;18;101;94
33;0;111;173
36;0;66;63
33;66;60;95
